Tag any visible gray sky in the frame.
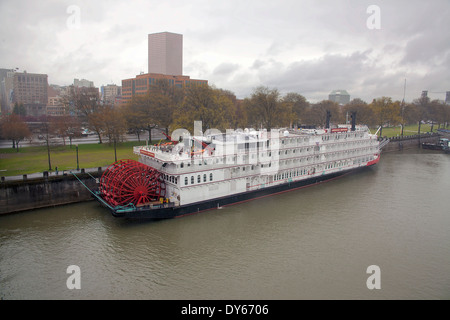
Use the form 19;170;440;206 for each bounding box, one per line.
1;0;449;103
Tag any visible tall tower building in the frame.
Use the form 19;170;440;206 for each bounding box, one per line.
328;90;350;105
148;32;183;76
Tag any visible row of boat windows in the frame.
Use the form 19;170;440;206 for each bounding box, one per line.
274;156;372;179
174;146;376;170
176;143;375;168
162;173;215;185
279;133;365;145
321;133;365;141
184;173;214;185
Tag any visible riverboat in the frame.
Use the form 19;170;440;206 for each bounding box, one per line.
91;118;384;219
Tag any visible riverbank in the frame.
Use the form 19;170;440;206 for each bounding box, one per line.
381;132;441;153
0;169;101;215
0;133;446;216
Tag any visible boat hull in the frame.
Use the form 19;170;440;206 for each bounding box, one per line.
100;164;376;220
421;143;443;150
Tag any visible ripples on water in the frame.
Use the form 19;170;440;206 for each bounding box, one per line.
1;149;449;299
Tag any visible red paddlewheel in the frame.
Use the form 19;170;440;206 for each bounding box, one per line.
99;159;166;207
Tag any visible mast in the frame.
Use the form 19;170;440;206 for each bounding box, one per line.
401;78;406;137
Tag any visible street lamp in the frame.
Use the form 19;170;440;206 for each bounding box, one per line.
76;144;79;170
114;138;117;162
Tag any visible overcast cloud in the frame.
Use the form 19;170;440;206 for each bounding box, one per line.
1;0;449;103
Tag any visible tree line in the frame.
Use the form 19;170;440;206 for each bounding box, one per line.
1;82;449;154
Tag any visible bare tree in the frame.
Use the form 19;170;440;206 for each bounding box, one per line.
245;86;283;130
0;114;31;151
51;115;82;147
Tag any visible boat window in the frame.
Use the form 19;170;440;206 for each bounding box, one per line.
197;175;201;183
210;173;213;181
180;162;184;168
185;177;188;185
191;176;194;184
203;174;207;182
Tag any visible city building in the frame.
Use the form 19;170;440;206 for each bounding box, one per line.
0;68;14;114
2;71;49;116
74;78;94;88
46;85;66;116
329;90;350;105
121;73;207;104
121;32;207;104
148;32;183;76
101;84;122;106
446;91;450;105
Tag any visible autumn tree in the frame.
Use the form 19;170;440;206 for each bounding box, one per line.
232;99;248;129
102;106;127;144
342;99;374;127
369;97;400;137
38;116;57;171
151;92;176;136
101;106;128;162
173;85;233;133
0;114;31;151
412;95;430;135
244;86;284;130
61;85;104;143
213;89;245;130
282;92;310;127
304;100;343;127
149;78;185;105
428;99;447;131
124;93;158;142
50;115;82;147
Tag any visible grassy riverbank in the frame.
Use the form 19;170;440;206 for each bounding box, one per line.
370;124;437;138
0;140;158;177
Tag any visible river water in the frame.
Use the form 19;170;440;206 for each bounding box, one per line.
1;149;449;300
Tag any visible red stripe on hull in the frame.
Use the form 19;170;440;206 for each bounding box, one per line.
367;154;380;166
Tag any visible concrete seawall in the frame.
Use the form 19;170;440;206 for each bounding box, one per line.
381;133;441;153
0;171;101;215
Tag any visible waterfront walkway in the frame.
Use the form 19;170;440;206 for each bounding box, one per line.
1;166;107;182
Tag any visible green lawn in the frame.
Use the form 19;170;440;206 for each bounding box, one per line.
0;140;158;177
369;124;438;138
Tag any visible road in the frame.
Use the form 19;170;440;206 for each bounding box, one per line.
0;130;166;149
